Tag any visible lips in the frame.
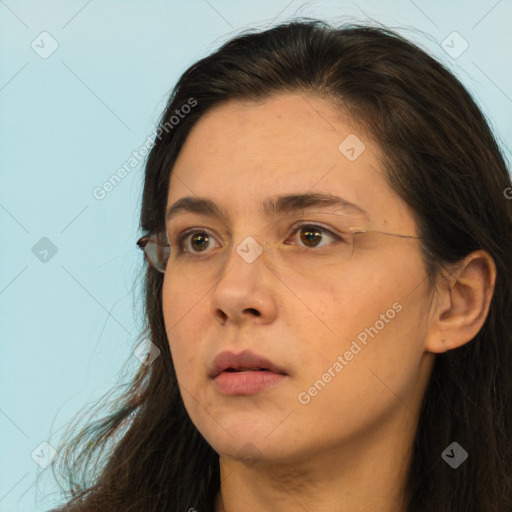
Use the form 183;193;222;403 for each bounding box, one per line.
210;350;287;378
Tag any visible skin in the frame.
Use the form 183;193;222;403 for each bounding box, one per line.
161;93;496;512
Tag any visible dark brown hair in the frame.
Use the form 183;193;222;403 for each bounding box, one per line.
48;18;512;512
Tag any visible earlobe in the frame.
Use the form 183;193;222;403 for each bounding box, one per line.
425;250;496;354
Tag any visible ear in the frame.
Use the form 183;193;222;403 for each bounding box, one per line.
425;250;496;353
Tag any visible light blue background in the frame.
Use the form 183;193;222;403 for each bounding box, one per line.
1;1;511;510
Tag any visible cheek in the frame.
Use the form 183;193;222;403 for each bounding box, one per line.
294;256;427;391
161;275;210;375
293;303;426;441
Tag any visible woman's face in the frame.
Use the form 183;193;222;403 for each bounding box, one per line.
162;93;436;465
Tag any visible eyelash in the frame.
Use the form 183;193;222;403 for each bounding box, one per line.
173;223;343;256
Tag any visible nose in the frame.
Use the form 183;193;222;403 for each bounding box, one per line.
209;236;278;326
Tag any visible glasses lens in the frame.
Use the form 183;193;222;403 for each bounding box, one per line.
145;235;170;273
263;229;355;272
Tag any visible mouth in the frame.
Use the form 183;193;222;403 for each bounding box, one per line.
223;367;275;372
210;351;288;396
212;366;288;396
209;350;288;379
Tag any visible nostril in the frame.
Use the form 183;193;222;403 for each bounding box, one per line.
244;308;260;316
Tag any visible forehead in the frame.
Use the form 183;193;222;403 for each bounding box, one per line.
166;93;415;233
173;93;357;171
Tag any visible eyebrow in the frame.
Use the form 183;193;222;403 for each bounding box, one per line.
166;192;369;224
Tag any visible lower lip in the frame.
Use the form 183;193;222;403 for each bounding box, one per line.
213;370;287;395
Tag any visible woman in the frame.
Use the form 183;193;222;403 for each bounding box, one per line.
50;19;512;512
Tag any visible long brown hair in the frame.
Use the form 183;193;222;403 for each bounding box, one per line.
48;19;512;511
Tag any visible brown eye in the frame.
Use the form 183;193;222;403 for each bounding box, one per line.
177;229;221;254
300;226;323;247
189;232;210;252
286;224;341;249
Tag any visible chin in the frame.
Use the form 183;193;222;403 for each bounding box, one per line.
194;412;297;462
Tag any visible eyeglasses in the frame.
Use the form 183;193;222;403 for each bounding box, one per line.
137;225;420;274
137;232;171;273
